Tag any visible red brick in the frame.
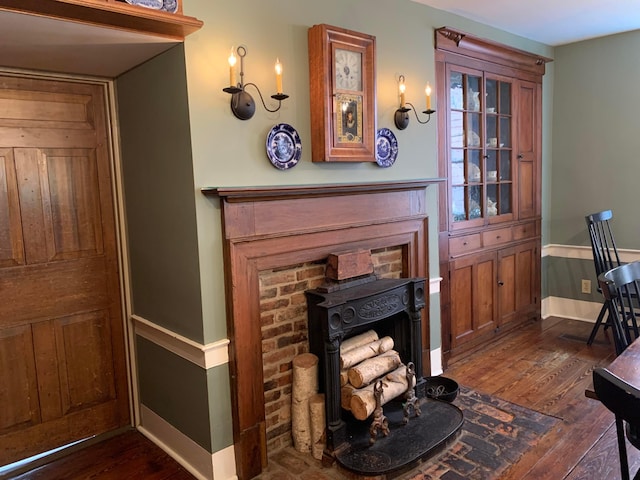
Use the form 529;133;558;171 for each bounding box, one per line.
276;304;308;321
263;323;293;341
261;270;297;287
297;264;325;280
280;281;309;295
277;332;307;348
260;286;278;300
263;345;296;366
263;389;281;403
261;312;276;327
262;339;277;353
262;297;291;312
263;364;278;379
290;292;309;305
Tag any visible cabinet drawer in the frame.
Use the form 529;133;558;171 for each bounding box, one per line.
513;222;537;240
449;234;481;256
482;227;513;247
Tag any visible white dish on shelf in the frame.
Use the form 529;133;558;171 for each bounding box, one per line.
161;0;178;13
125;0;163;9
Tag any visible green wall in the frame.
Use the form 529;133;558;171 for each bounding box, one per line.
137;337;212;450
117;45;204;342
182;0;553;345
117;0;555;461
551;30;640;250
545;29;640;306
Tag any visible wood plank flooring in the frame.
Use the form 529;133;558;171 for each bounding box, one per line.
4;429;193;480
446;316;640;480
7;316;640;479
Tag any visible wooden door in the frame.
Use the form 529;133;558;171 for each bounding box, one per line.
0;75;129;464
449;251;497;349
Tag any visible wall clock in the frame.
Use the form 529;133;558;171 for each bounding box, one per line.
308;24;376;162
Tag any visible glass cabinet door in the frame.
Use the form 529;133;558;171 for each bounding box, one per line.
448;67;514;226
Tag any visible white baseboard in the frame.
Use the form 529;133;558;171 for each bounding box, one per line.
139;405;237;480
542;296;602;323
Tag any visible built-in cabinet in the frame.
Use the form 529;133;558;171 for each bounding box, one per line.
436;27;550;363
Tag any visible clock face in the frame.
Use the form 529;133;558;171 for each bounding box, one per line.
335;48;362;91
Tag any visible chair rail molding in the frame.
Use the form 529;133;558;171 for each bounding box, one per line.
132;315;230;369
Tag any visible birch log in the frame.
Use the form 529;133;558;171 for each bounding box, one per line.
340;329;379;354
309;393;326;460
341;384;356;411
340;369;349;386
291;353;318;453
339;336;394;370
347;350;402;388
349;364;414;421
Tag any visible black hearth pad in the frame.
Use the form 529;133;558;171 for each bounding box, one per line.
336;398;463;477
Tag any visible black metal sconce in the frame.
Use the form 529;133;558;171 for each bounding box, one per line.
222;46;289;120
394;75;436;130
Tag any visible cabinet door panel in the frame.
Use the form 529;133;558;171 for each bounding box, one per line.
498;241;537;326
450;262;474;345
515;244;535;310
498;248;516;324
517;80;538;219
450;252;497;348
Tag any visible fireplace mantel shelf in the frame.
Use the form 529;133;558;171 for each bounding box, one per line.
201;178;445;203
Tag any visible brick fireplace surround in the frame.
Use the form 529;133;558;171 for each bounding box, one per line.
203;180;441;480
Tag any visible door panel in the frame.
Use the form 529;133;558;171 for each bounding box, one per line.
0;325;40;433
0;75;128;465
0;148;24;268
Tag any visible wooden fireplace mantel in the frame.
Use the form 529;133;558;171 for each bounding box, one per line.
202;179;442;480
202;179;445;203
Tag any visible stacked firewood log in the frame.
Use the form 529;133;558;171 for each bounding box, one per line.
291;353;326;460
340;330;413;421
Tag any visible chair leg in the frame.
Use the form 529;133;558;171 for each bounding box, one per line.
616;417;631;480
587;303;609;345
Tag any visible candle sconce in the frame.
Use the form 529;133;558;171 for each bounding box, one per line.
394;74;435;130
222;46;289;120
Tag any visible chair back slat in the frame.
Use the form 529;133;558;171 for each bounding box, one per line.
598;261;640;355
586;209;622;278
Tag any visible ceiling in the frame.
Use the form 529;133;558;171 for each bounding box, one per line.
413;0;640;46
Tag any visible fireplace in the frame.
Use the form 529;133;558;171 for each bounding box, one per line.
306;275;426;455
203;180;443;480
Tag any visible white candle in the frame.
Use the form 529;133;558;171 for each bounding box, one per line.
228;47;237;87
399;80;406;108
425;83;432;110
275;58;283;94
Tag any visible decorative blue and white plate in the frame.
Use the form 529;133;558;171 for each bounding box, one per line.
161;0;178;13
375;128;398;168
266;123;302;170
125;0;162;9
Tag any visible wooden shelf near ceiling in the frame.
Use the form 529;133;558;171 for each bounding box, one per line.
0;0;203;40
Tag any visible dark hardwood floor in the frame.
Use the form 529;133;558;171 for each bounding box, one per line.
6;316;639;479
446;316;640;480
4;429;194;480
